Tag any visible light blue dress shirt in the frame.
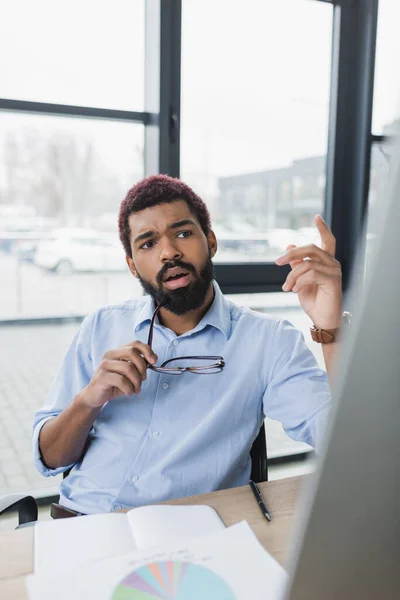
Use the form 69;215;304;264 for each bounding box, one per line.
33;282;331;514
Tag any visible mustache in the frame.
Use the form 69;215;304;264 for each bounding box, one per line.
156;260;197;285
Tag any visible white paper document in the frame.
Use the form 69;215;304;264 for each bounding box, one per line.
34;504;224;576
27;521;287;600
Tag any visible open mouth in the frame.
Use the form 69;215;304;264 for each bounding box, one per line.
163;268;192;289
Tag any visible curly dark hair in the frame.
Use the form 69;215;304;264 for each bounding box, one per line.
118;174;212;257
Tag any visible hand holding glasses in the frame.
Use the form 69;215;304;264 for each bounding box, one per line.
146;305;225;375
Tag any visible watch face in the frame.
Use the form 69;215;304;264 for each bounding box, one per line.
343;311;352;325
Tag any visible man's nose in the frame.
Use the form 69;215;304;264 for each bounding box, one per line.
159;238;182;263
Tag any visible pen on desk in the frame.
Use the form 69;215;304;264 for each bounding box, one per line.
249;479;271;522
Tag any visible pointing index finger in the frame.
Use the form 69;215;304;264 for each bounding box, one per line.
315;214;336;257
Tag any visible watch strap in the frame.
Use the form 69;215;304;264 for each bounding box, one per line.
310;327;338;344
310;312;352;344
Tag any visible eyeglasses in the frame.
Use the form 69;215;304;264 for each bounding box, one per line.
146;304;225;375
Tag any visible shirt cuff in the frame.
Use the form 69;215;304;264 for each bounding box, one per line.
32;417;75;477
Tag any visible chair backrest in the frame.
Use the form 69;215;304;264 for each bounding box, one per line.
0;494;38;527
250;422;268;483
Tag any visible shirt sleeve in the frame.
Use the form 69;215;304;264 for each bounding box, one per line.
32;313;96;476
262;318;331;452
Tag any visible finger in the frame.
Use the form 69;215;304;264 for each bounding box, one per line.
101;359;143;394
114;360;144;394
104;346;150;377
315;214;336;257
124;350;148;380
106;372;135;397
131;341;158;365
276;244;339;267
285;244;303;269
282;260;315;291
105;342;157;365
283;261;341;292
290;267;342;293
106;347;149;380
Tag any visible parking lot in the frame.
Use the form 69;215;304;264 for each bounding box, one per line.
1;252;141;320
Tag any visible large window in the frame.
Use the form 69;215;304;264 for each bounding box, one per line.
0;1;389;498
181;0;332;263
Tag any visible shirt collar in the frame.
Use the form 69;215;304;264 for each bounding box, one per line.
133;280;231;339
193;281;231;339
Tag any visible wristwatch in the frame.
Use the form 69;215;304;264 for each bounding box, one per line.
310;311;352;344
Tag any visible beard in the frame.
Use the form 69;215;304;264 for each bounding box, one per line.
137;255;215;315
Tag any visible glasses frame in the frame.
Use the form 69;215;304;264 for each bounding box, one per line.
146;305;225;375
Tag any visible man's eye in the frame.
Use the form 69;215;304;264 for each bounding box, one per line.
177;230;192;239
141;241;154;249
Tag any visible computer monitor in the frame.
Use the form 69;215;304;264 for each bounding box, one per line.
284;135;400;599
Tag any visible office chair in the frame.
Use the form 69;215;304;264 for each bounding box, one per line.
0;493;38;528
250;422;268;483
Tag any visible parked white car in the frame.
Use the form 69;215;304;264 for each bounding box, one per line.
34;228;126;274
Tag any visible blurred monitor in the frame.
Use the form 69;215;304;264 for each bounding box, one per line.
284;134;400;599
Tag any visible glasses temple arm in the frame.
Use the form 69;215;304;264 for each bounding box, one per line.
147;304;163;350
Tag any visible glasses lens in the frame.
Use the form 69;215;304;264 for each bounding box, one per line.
162;357;224;374
188;366;223;375
150;366;183;375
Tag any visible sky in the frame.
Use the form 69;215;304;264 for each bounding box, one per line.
0;0;399;201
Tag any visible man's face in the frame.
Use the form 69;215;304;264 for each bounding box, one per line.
126;199;217;315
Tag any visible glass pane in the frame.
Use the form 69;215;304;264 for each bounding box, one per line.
0;113;144;496
372;0;400;134
0;0;144;111
0;112;144;320
366;138;396;273
181;0;332;263
225;292;320;458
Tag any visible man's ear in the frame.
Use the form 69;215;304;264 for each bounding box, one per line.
208;230;218;258
126;255;139;278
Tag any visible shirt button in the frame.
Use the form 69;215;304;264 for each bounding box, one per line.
163;382;169;390
114;504;122;511
173;340;179;346
152;430;160;437
131;475;139;483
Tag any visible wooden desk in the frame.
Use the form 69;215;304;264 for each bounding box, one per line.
0;475;305;600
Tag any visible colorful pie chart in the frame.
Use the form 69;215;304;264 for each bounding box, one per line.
111;560;236;600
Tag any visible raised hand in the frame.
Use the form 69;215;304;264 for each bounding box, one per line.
275;215;342;330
